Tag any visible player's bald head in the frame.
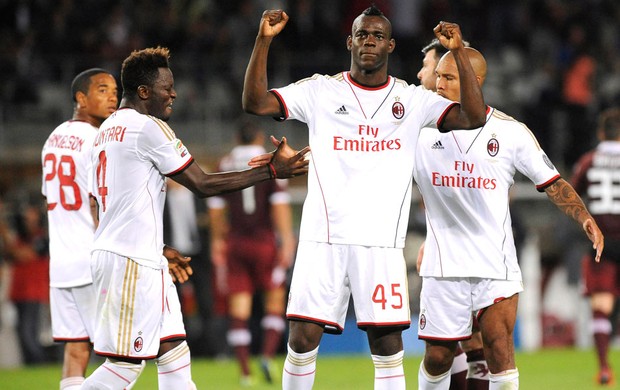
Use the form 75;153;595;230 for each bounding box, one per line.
439;47;487;85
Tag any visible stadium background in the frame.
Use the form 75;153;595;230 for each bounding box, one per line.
0;0;619;367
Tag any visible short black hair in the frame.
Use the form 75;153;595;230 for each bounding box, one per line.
599;107;620;140
421;38;470;59
121;46;170;98
238;121;263;145
363;4;384;16
71;68;110;102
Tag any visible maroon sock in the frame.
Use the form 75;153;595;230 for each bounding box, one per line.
593;310;611;369
450;347;467;390
229;318;251;376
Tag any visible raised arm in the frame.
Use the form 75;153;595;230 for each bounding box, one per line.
544;178;604;261
242;10;289;116
434;21;486;130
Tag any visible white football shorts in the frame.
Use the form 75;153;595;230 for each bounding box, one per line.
90;250;186;359
417;277;523;340
286;241;411;334
50;283;97;341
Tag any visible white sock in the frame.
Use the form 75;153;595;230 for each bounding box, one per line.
451;351;468;375
282;344;319;390
82;359;144;389
156;341;196;389
467;359;490;380
489;368;519;390
60;376;84;390
418;361;451;390
126;360;147;389
372;350;405;390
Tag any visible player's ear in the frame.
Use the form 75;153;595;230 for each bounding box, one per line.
137;85;149;100
346;36;353;51
75;91;87;109
388;38;395;54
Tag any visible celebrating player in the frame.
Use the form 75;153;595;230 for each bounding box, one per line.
413;47;604;389
242;5;486;389
82;46;309;389
416;38;489;390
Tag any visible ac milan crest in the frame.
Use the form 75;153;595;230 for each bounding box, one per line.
134;336;143;352
419;314;427;330
392;102;404;119
487;137;499;157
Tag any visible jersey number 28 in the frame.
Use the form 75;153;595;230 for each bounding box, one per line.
43;153;82;211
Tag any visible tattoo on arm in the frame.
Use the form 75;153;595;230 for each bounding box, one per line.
544;179;590;224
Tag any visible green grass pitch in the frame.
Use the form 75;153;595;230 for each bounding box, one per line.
0;348;617;389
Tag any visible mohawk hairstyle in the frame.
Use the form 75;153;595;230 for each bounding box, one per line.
121;46;171;98
363;3;384;16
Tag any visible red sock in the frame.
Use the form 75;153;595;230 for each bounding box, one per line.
593;310;612;369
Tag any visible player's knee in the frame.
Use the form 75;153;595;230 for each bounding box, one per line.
287;322;322;353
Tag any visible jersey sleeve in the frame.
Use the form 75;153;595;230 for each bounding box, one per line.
270;74;322;123
513;122;561;191
138;116;194;176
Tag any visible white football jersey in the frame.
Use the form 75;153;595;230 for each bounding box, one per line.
414;107;560;279
272;72;454;248
42;120;98;287
90;108;193;269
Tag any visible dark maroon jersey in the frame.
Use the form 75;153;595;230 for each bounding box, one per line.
571;141;620;241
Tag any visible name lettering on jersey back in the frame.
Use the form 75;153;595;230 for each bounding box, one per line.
333;124;402;152
431;160;497;190
45;134;85;152
94;126;127;146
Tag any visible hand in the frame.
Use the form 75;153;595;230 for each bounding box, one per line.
433;21;465;51
269;137;310;178
248;136;282;168
164;245;193;283
583;218;604;262
258;10;289;38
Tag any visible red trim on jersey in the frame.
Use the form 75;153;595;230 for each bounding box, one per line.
270;89;289;121
160;334;187;342
418;335;471;342
535;174;561;192
93;350;158;360
53;336;91;342
345;72;392;91
437;102;459;132
166;157;194;177
357;320;411;330
286;314;343;334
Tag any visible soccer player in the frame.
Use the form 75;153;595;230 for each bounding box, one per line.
208;121;296;386
242;6;486;389
571;107;620;386
413;47;604;389
416;39;489;390
82;46;309;390
41;68;118;389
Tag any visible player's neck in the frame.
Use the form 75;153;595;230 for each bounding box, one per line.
348;70;389;88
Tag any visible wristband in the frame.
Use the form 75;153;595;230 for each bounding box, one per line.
268;162;277;179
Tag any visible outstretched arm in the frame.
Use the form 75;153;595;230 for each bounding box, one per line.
544;178;604;261
171;137;309;198
434;21;486;130
242;9;289;116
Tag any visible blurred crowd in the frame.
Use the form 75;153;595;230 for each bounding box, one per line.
1;0;620;171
